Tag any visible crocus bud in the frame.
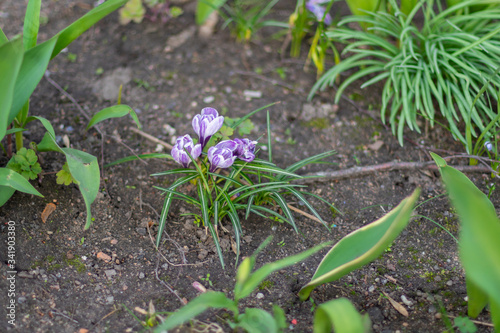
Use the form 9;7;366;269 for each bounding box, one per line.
234;138;257;162
207;145;237;172
192;107;224;149
484;141;494;152
171;134;202;168
306;0;332;25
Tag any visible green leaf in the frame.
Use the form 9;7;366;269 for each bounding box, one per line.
299;189;420;301
0;28;8;46
86;104;141;130
0;186;16;207
431;152;500;317
0;37;24;142
56;162;76;186
235;308;280;333
8;36;57;124
63;148;100;230
23;0;41;50
51;0;128;58
195;0;227;25
454;316;477;333
235;241;331;301
0;168;43;201
314;298;371;333
154;292;236;332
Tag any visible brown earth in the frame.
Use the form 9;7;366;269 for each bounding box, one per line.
0;1;496;332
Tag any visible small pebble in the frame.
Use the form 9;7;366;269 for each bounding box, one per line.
106;296;114;304
139;272;145;279
435;313;442;319
18;296;27;304
368;285;375;293
243;90;262;99
203;96;215;103
256;293;264;299
446;280;453;286
104;269;117;278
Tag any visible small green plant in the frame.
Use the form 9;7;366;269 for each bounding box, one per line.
200;273;213;287
310;0;500;145
147;104;337;268
6;147;41;180
119;0;182;25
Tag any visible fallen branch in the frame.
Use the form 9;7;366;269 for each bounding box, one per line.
300;160;493;183
129;126;173;150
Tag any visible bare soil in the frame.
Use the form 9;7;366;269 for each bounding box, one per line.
0;1;496;332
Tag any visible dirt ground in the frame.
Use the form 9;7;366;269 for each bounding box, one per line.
0;0;497;332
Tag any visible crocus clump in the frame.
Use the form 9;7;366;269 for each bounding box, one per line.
171;108;257;171
171;134;202;168
306;0;332;25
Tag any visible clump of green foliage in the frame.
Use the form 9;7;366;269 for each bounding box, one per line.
310;0;500;145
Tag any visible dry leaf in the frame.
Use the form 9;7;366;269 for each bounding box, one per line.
368;140;384;151
383;291;409;317
41;203;57;223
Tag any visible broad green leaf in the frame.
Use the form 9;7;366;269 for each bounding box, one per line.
0;187;16;207
235;308;279;333
63;148;99;230
23;0;41;50
26;116;56;138
453;316;477;333
9;36;57;124
51;0;128;58
0;28;8;46
431;152;500;317
314;298;371;333
466;278;489;318
154;292;236;332
37;131;63;153
299;189;420;301
195;0;227;25
0;37;24;142
0;168;43;202
235;241;331;301
86;104;141;130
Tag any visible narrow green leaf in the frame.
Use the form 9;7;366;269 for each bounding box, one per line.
299;189;420;301
106;153;172;167
154;292;236;332
86;104;141;130
0;37;24;142
51;0;128;58
235;241;331;300
269;192;297;232
314;298;371;333
156;192;173;247
23;0;41;50
195;0;227;25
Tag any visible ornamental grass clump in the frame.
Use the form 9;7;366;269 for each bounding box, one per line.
153;106;337;268
309;0;500;145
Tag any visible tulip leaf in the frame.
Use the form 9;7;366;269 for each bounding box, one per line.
86;104;141;130
0;168;44;205
196;0;227;25
154;292;237;332
51;0;128;58
299;188;420;301
9;36;57;124
0;28;8;46
23;0;41;50
431;152;500;318
234;308;282;333
313;298;371;333
0;37;24;142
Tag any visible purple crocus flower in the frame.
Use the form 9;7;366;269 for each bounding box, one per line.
192;107;224;149
306;0;332;25
207;144;237;173
234;138;257;162
171;134;202;168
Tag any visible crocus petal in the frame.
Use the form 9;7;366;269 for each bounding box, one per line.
201;107;218;117
216;140;238;151
208;147;236;172
192;108;224;149
171;134;200;168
